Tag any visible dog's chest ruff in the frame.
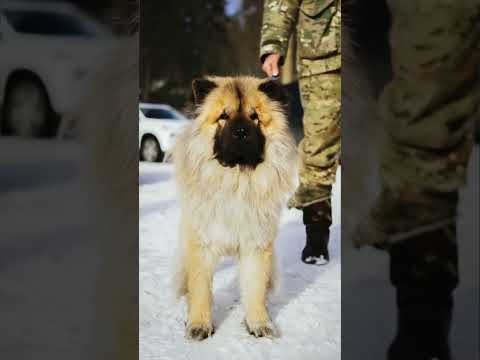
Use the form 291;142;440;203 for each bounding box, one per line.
185;174;281;251
175;122;296;253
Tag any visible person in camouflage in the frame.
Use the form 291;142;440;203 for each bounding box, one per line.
353;1;480;358
260;0;341;265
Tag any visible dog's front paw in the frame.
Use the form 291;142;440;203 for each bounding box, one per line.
186;322;214;341
245;319;278;338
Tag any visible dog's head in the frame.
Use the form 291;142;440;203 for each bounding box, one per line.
191;76;289;169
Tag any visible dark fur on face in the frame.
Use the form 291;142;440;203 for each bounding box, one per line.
214;82;265;169
191;77;288;169
213;113;266;169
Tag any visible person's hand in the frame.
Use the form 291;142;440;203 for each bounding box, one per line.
262;53;281;78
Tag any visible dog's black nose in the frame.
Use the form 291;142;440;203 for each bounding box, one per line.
232;127;248;140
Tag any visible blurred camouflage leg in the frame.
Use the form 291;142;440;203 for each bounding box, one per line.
353;1;479;358
288;71;341;209
355;0;480;248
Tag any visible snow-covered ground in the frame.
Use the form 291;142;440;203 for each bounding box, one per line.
139;164;342;360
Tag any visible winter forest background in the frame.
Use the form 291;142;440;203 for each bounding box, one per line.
140;0;266;109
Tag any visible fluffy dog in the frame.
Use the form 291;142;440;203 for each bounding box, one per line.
173;76;298;340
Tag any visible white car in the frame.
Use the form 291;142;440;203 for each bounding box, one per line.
139;103;190;162
0;0;115;137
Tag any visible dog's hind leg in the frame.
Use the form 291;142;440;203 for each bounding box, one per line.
239;242;278;338
184;235;218;341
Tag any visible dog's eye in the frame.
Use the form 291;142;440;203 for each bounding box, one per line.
218;111;229;121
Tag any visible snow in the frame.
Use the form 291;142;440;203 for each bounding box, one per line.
139;163;342;360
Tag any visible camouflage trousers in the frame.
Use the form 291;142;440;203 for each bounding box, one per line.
288;71;341;209
355;0;480;246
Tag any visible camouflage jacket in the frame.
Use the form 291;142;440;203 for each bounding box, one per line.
260;0;341;77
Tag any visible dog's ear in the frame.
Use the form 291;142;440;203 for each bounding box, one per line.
192;78;217;105
258;80;289;107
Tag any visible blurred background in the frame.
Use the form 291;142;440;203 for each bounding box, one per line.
0;1;139;359
141;0;264;107
0;0;137;138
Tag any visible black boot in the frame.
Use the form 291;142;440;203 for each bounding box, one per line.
301;200;332;265
387;224;458;360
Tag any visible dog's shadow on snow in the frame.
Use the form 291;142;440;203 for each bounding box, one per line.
211;259;242;329
211;217;340;332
